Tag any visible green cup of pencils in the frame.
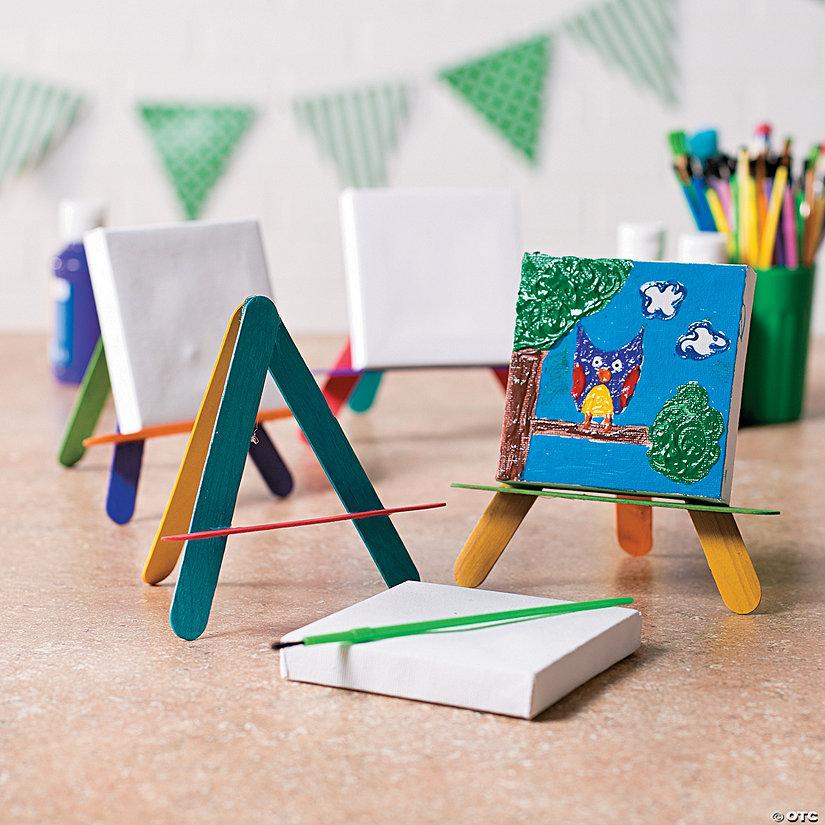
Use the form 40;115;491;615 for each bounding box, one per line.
668;126;819;424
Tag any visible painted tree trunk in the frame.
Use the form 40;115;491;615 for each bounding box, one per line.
497;348;545;480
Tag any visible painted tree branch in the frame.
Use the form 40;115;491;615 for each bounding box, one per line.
531;418;651;446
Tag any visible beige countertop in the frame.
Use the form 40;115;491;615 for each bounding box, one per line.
1;333;823;824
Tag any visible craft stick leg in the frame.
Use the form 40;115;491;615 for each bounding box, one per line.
453;492;536;587
170;299;277;640
58;338;111;467
689;510;761;614
105;435;145;524
615;497;653;556
248;423;293;497
319;339;360;416
348;371;383;413
491;366;509;391
300;338;360;445
141;307;244;586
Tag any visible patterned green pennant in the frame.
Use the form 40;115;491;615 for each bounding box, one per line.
565;0;678;106
0;73;83;187
439;35;552;164
293;83;410;187
138;103;255;219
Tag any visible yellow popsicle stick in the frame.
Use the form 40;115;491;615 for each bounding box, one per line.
689;510;761;614
453;492;536;587
757;164;788;269
142;305;244;585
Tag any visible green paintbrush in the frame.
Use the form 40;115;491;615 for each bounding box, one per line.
271;596;634;650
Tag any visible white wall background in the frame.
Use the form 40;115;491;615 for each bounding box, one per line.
3;0;825;335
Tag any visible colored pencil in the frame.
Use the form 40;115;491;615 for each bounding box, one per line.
667;126;825;272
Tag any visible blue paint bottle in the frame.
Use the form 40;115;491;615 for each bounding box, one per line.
50;199;106;384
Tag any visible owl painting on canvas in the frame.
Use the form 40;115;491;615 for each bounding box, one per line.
571;325;644;432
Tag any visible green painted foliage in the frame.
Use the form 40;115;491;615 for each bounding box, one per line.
513;254;633;351
647;382;725;484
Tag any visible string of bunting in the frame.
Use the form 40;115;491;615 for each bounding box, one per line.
0;0;680;210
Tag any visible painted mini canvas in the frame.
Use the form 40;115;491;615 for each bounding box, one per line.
340;188;521;370
497;255;755;502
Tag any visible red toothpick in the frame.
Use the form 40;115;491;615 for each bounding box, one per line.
161;501;447;542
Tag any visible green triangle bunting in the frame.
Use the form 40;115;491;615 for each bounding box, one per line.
138;103;255;219
565;0;678;106
292;82;410;187
439;34;552;164
0;72;83;188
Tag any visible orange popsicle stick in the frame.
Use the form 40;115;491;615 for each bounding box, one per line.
82;407;293;447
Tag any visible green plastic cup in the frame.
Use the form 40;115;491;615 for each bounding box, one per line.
740;265;815;426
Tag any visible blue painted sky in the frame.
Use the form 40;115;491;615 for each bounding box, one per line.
520;260;749;500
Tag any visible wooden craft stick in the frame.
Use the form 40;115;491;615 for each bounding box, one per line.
142;306;245;585
689;510;761;614
105;434;144;525
319;339;361;417
58;338;111;467
82;407;291;447
615;497;653;556
162;502;446;542
347;371;384;413
169;297;419;640
451;483;780;516
491;366;509;390
246;424;293;498
453;492;536;587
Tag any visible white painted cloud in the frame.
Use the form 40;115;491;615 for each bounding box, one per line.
640;281;687;320
676;321;730;360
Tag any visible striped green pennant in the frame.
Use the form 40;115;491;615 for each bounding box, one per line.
138;103;255;219
439;35;552;164
292;83;410;187
0;73;83;187
565;0;678;107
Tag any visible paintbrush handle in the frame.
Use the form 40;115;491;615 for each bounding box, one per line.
300;597;634;646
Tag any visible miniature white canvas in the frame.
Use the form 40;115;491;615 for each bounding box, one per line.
85;219;282;433
280;581;640;719
340;188;521;370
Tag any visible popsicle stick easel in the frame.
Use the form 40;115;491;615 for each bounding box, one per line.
315;338;509;426
57;335;293;524
452;484;778;614
144;296;420;641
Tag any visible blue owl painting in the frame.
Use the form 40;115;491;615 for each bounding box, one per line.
571;325;644;431
498;255;755;502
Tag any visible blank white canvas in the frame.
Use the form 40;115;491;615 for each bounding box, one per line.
340;189;521;370
280;581;641;719
85;219;282;433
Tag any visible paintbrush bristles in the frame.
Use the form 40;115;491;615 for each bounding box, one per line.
271;640;303;650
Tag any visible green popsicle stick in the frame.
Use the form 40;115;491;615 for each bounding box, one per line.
58;338;111;467
273;596;634;648
450;483;780;516
347;371;383;413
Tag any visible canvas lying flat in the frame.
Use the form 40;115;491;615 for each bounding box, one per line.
84;219;282;433
279;581;641;719
340;188;521;370
498;255;755;503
